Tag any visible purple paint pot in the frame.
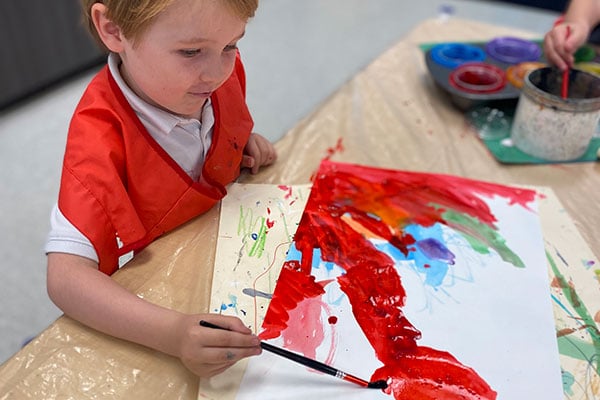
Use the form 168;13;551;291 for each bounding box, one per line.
449;62;506;94
511;67;600;161
430;43;486;69
485;37;541;64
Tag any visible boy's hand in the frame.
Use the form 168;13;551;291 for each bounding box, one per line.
544;22;589;70
175;314;261;377
242;132;277;174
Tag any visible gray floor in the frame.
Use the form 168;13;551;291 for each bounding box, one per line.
0;0;558;365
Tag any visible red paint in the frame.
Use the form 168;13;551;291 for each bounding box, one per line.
261;161;537;399
278;185;293;199
324;137;345;160
342;373;369;388
328;316;338;325
561;26;571;99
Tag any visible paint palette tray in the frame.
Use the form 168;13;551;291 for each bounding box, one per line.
424;38;547;110
423;39;600;111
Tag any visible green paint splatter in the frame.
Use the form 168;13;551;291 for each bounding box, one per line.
249;220;267;258
548;251;600;377
238;205;268;258
442;209;525;268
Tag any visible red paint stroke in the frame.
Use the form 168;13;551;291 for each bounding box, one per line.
261;161;537;399
277;185;293;200
310;138;346;181
328;316;338;325
324;137;345;160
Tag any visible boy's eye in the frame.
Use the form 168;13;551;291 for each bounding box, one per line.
179;49;201;57
224;44;238;52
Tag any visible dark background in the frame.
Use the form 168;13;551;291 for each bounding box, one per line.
489;0;567;12
0;0;567;111
0;0;106;110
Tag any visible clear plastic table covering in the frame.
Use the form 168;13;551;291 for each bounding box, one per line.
1;17;598;400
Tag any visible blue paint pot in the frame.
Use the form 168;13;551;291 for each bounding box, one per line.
430;43;486;69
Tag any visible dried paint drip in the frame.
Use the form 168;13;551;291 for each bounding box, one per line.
260;161;538;399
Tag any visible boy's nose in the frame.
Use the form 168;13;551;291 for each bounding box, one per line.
201;58;226;84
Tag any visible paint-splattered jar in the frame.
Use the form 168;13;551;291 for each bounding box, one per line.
511;67;600;161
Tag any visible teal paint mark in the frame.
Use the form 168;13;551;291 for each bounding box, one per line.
561;369;575;396
551;294;579;322
217;294;240;314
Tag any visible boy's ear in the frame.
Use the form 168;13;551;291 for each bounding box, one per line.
91;3;125;52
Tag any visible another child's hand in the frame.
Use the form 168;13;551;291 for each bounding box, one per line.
242;133;277;174
544;21;589;70
174;314;261;377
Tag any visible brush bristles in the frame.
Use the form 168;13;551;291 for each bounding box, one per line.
367;380;388;389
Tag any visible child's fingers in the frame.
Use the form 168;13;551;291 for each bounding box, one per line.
196;345;262;366
544;31;569;70
199;327;260;349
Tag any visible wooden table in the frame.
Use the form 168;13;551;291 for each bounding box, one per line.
1;18;598;400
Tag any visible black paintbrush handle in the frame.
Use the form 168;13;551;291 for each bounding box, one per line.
198;320;386;389
259;341;340;378
199;320;340;377
200;320;387;389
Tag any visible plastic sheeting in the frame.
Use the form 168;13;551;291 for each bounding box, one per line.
1;18;598;400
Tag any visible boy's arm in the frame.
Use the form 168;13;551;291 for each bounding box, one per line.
544;0;600;69
47;252;261;377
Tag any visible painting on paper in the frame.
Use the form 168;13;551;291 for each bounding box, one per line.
233;160;563;400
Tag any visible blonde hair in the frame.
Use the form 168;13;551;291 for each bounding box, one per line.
81;0;258;49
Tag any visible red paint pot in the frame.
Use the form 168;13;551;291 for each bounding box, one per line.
449;62;507;94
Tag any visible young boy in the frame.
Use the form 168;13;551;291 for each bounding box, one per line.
46;0;276;377
544;0;600;70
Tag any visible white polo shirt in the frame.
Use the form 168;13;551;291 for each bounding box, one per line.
45;53;215;264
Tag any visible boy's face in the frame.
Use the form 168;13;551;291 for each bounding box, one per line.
118;0;247;119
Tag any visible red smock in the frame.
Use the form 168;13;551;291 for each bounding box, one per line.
58;55;252;275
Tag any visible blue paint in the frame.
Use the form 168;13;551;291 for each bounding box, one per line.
372;223;455;288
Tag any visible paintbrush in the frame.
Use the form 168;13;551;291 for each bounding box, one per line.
199;320;388;389
561;25;571;99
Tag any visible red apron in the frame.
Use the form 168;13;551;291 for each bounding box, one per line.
58;54;252;275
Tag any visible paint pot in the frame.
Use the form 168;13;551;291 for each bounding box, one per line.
485;37;541;64
574;62;600;77
511;67;600;161
430;43;486;69
449;62;506;94
506;61;546;89
574;45;596;63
